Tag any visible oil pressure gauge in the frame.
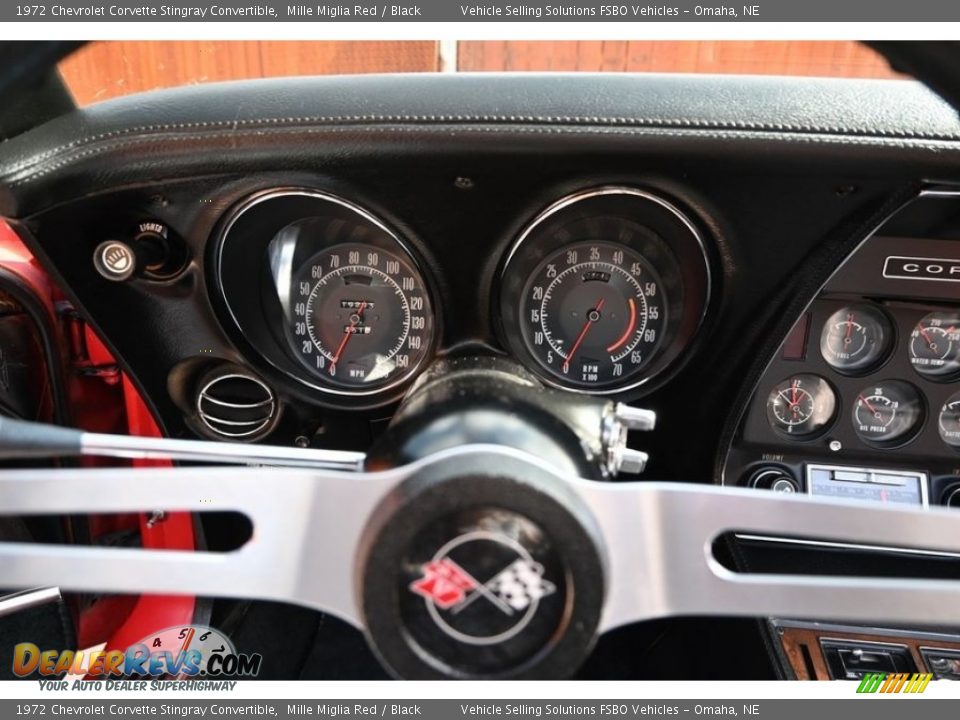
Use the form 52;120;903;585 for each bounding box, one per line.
766;374;836;438
853;380;924;446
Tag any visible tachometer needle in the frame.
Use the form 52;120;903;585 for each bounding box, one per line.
330;301;367;373
563;298;605;374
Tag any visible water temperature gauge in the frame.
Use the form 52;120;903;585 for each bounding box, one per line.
909;311;960;379
853;381;924;446
819;304;892;374
766;374;837;437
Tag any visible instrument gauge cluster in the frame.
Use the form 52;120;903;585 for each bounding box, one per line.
212;185;712;410
725;209;960;502
734;293;960;463
725;225;960;504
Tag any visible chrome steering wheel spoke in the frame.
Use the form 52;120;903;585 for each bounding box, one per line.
2;445;960;677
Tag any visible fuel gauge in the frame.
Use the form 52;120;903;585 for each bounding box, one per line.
819;304;892;374
766;374;836;438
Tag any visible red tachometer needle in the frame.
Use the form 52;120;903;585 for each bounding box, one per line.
330;301;367;373
563;298;605;373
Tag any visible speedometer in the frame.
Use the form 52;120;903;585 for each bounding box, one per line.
289;243;433;390
215;189;438;406
520;242;665;386
498;187;711;394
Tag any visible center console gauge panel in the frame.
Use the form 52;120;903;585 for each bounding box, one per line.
723;191;960;510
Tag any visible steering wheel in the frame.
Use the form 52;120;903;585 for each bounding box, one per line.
2;41;960;680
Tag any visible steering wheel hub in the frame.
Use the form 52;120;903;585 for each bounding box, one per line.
357;450;607;679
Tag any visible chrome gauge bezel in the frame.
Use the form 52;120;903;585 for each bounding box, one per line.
212;188;440;406
496;186;712;395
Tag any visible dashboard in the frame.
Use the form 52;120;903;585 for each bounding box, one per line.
6;71;960;678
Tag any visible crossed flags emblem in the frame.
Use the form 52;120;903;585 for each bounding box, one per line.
410;556;556;615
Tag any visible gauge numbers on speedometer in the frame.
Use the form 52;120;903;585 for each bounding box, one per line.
521;241;665;387
289;243;434;390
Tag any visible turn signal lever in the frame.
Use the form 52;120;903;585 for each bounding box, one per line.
0;358;653;480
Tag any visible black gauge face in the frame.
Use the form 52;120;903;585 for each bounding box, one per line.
499;188;711;394
852;381;923;445
519;241;665;387
909;311;960;379
938;391;960;448
819;304;892;373
217;190;439;407
288;242;434;390
765;374;836;437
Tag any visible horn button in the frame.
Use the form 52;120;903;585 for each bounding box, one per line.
357;454;606;679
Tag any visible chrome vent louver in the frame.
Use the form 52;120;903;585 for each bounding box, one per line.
196;372;276;440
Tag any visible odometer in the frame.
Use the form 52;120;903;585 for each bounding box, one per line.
287;243;434;391
521;242;665;387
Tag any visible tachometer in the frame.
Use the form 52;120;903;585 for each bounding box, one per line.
498;187;711;394
288;243;433;389
520;241;664;386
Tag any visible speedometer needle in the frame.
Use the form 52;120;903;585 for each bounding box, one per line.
563;298;605;374
330;301;367;374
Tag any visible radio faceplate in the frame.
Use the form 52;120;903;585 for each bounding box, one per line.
806;464;928;507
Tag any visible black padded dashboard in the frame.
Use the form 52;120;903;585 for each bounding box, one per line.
3;73;960;486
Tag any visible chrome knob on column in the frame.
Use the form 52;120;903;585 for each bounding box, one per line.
601;404;656;477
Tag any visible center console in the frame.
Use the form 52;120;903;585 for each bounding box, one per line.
721;189;960;679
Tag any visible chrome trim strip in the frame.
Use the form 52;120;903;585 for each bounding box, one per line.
0;587;61;617
79;433;365;471
734;534;960;560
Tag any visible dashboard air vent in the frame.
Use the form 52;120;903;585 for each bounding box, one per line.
196;371;277;440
